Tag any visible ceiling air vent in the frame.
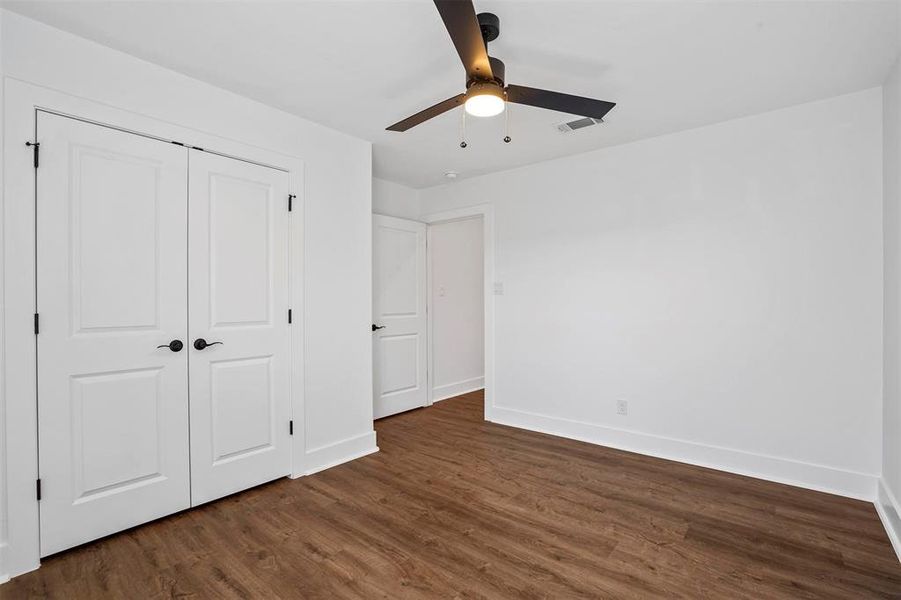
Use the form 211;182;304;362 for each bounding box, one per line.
556;117;604;133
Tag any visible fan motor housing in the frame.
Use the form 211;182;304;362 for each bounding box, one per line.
467;56;505;88
465;79;505;104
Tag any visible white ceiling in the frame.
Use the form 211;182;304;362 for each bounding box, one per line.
4;1;900;188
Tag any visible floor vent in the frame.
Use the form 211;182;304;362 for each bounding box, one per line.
556;117;604;133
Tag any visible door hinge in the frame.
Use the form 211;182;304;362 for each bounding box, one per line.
288;308;292;324
34;313;40;335
26;141;40;169
289;420;294;436
36;478;42;501
288;194;295;212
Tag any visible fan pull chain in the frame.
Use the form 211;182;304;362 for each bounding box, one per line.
503;96;512;144
460;109;468;149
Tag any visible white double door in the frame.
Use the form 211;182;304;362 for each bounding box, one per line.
36;112;292;556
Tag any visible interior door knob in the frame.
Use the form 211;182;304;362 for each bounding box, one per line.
194;338;223;351
372;324;386;332
156;340;184;352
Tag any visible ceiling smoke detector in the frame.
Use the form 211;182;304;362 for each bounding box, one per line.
556;117;605;133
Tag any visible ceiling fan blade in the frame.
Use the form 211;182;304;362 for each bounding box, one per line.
506;84;616;120
433;0;493;80
386;94;466;132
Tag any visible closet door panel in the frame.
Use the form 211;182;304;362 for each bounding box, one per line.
36;113;190;556
188;150;291;505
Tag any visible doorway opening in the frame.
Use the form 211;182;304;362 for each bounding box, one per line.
372;206;492;421
427;215;485;404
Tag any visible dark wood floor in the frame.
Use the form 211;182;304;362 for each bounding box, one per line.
4;390;901;599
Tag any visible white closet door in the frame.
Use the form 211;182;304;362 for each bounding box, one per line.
188;150;292;505
372;215;428;419
36;113;190;556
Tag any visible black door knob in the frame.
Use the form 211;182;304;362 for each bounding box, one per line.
372;324;386;332
156;340;183;352
194;338;224;351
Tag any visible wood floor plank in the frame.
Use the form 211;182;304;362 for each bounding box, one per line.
3;390;900;599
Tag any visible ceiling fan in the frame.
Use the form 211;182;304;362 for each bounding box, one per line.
386;0;616;136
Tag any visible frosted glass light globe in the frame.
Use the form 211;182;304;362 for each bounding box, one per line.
464;92;505;117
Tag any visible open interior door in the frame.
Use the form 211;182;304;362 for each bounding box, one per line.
372;215;428;419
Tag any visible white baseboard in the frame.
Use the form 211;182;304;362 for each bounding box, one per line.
876;479;901;562
490;405;877;501
303;430;379;476
432;377;484;403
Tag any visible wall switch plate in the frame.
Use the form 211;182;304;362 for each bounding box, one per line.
616;399;628;416
493;282;504;295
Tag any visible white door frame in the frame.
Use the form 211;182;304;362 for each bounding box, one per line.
1;79;305;579
421;204;495;422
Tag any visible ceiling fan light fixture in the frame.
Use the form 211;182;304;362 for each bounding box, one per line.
464;82;505;117
384;3;616;133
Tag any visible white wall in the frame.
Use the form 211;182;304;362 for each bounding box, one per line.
430;217;484;401
880;52;901;558
0;10;375;579
421;88;884;500
373;177;420;220
0;7;6;583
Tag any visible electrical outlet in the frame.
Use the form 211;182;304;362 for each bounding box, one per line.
616;399;628;416
493;282;504;295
